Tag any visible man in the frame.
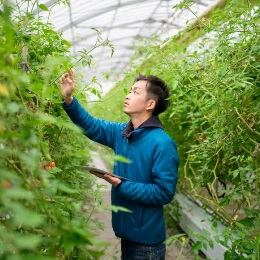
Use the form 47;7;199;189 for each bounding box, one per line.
60;69;179;260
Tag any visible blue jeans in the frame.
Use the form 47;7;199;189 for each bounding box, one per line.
121;239;166;260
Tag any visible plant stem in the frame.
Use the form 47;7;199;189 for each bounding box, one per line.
176;242;184;260
49;40;110;87
235;107;260;136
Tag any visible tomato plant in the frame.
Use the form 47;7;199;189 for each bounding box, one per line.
0;2;111;259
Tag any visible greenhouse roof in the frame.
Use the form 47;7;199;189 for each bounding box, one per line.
19;0;220;82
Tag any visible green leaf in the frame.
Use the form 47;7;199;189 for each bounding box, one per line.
192;241;202;254
57;182;78;194
111;205;132;213
145;69;151;76
173;0;193;10
214;235;220;243
114;155;132;164
18;148;42;171
8;203;43;227
202;242;208;250
257;235;260;245
208;239;214;249
62;236;75;254
4;188;34;201
15;234;42;249
232;169;239;179
244;208;258;217
238;218;254;227
219;197;230;207
7;102;21;114
38;4;49;11
235;222;244;229
218;67;228;77
172;80;178;90
202;228;211;236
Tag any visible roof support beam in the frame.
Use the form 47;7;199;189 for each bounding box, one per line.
59;0;152;32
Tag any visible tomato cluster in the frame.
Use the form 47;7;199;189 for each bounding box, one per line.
40;161;56;171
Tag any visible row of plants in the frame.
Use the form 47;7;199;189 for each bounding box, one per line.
160;2;259;258
0;1;115;259
89;0;259;259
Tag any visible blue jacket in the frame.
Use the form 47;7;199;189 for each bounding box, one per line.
63;97;179;245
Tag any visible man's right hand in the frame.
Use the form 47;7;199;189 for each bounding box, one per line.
60;68;75;105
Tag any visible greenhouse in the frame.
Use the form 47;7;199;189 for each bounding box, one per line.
0;0;259;259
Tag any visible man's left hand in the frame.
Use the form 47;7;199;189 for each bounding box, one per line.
90;170;122;188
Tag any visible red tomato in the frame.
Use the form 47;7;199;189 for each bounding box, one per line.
4;181;12;189
50;162;56;168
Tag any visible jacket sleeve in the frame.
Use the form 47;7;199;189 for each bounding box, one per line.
62;97;119;149
116;140;179;206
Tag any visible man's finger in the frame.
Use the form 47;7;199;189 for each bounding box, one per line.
66;78;73;83
60;73;66;83
104;174;119;181
68;68;75;81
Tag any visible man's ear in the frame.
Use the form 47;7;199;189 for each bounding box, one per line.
146;99;156;112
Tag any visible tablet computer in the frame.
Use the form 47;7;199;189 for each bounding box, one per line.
79;166;131;181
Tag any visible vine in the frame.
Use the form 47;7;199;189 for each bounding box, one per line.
0;1;111;258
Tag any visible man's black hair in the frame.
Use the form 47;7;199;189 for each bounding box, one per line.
134;75;170;116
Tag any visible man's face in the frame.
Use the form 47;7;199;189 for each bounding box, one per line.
123;80;154;116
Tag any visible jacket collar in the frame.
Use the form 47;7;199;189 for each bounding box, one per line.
122;116;163;138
